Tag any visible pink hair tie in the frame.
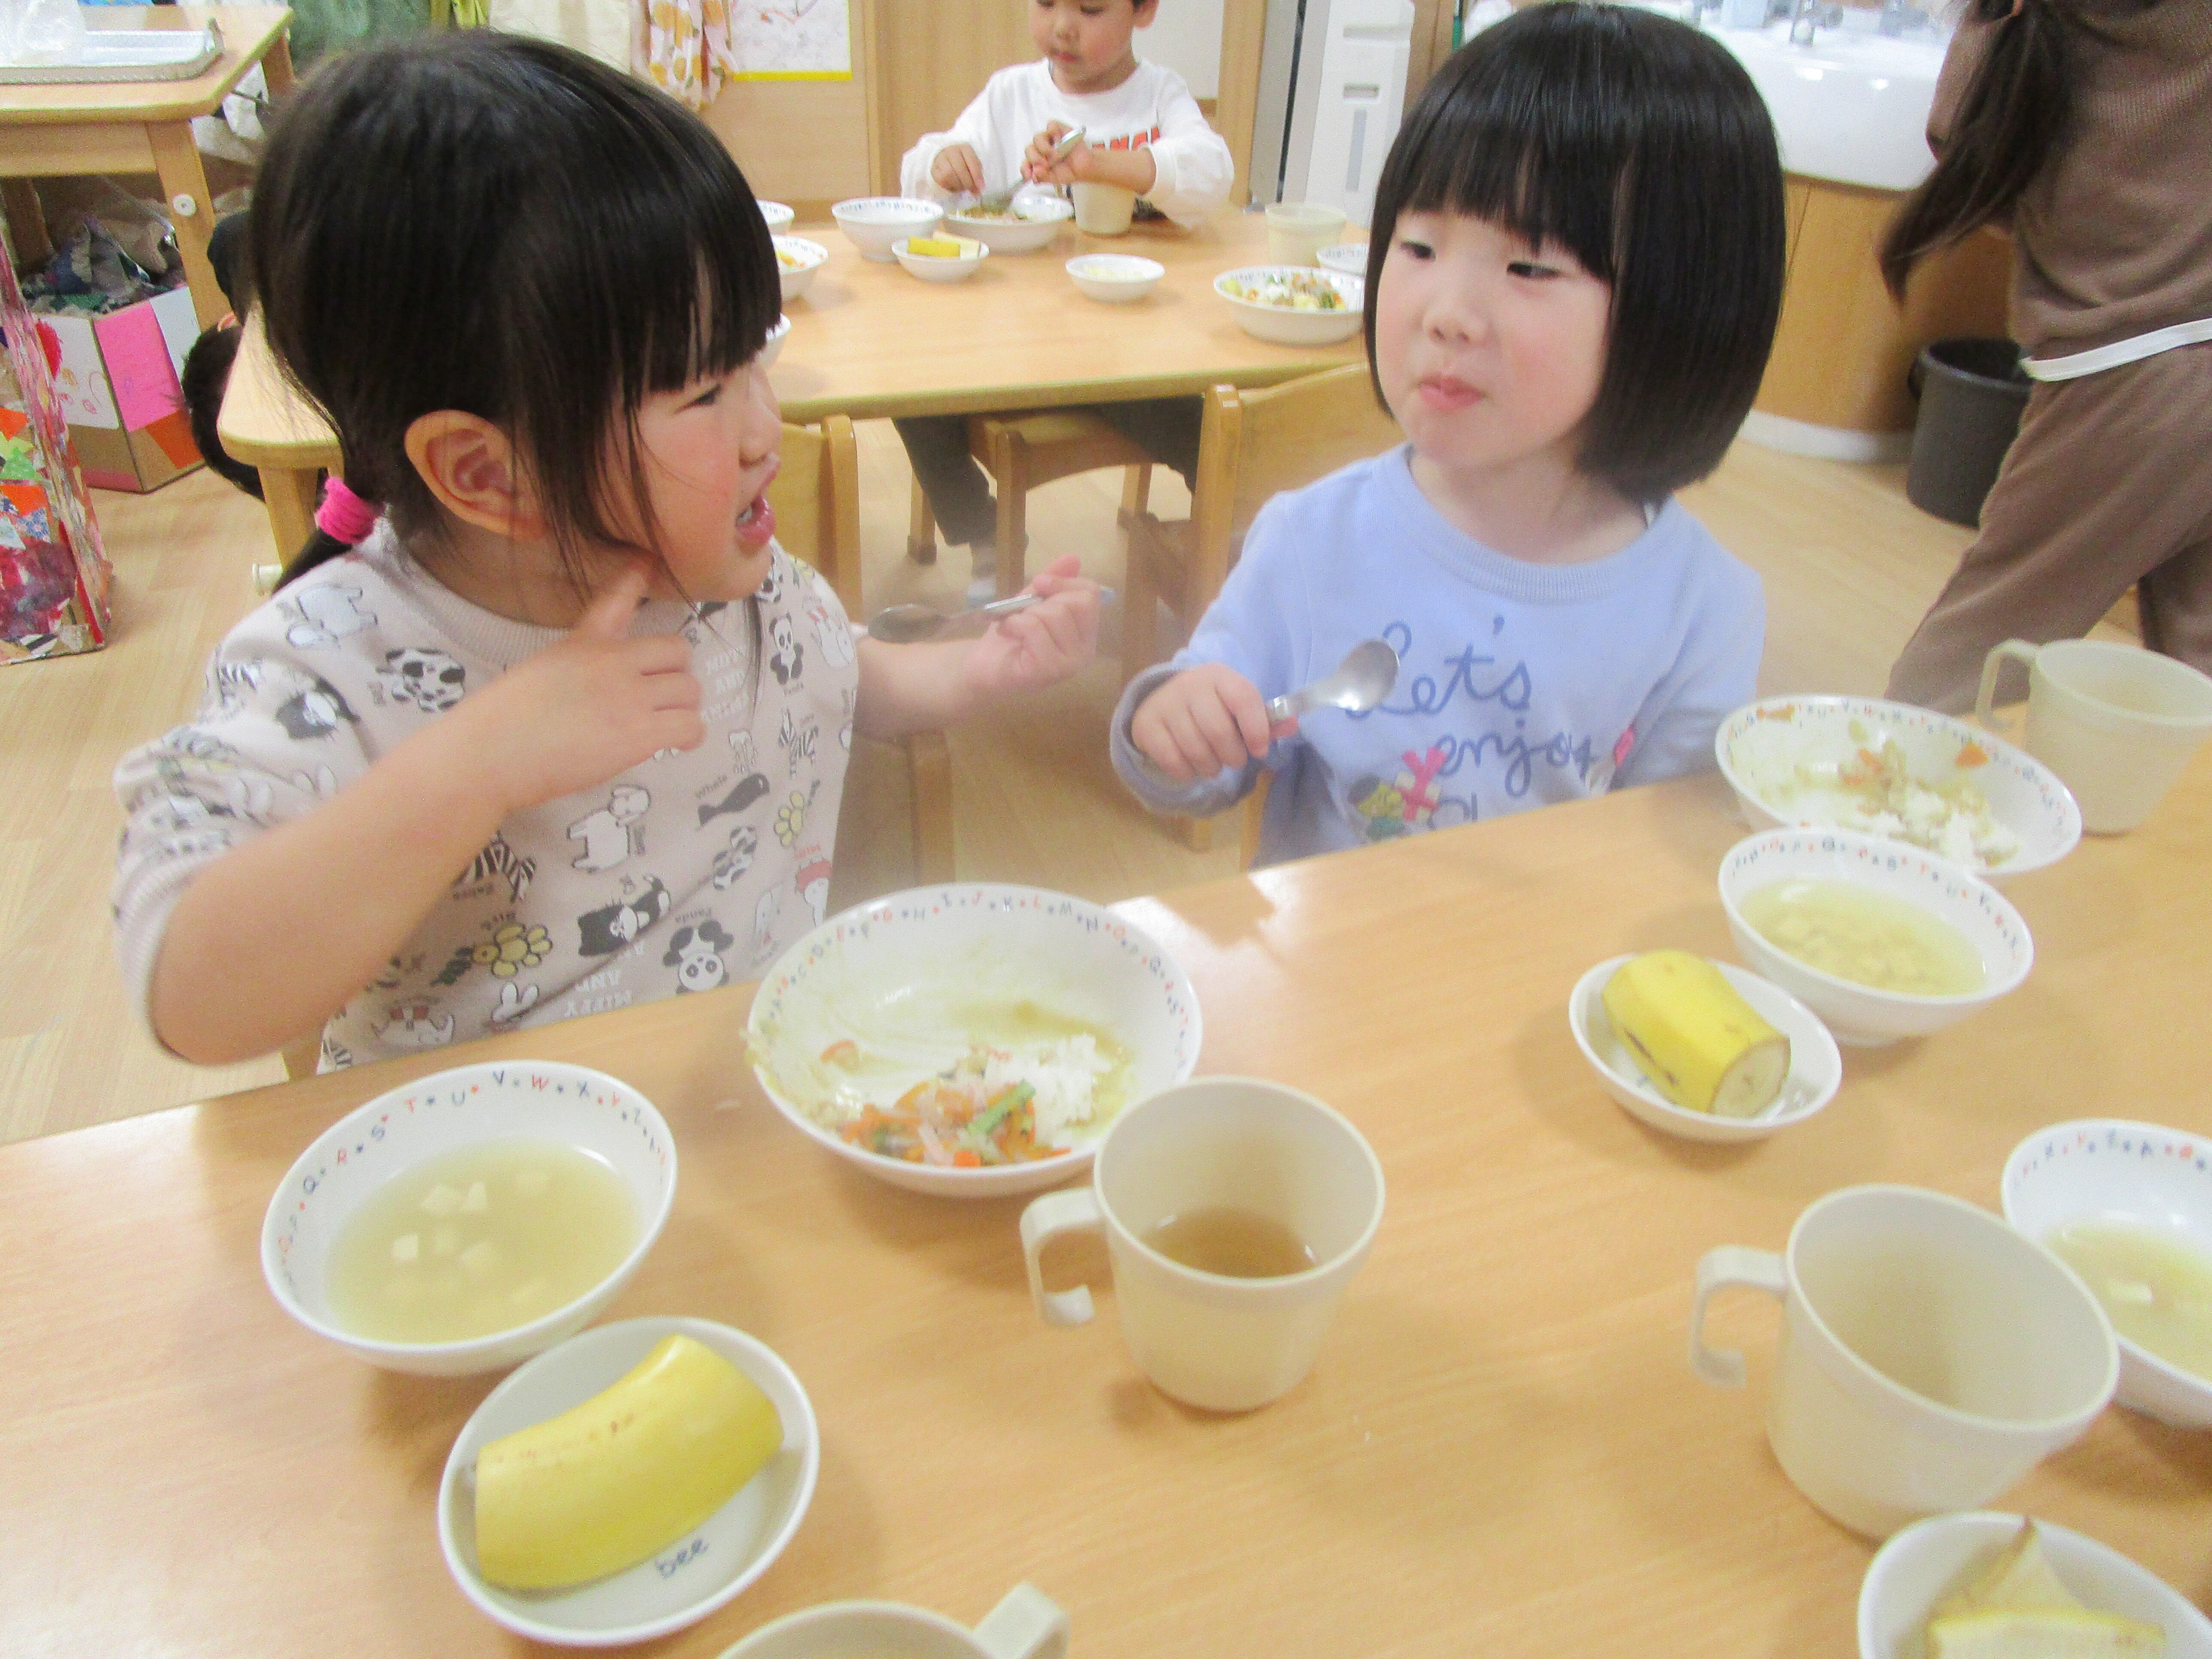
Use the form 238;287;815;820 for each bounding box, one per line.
316;478;381;546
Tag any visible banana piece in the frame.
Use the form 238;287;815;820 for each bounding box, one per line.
474;1333;782;1590
1601;950;1790;1118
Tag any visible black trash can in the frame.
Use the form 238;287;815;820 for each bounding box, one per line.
1905;337;2032;528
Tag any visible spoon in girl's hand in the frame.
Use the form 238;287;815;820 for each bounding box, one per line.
863;586;1116;644
1266;639;1398;724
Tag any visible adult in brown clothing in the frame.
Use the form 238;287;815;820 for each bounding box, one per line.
1881;0;2212;713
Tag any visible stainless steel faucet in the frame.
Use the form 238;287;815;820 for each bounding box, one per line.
1789;0;1844;44
1878;0;1929;33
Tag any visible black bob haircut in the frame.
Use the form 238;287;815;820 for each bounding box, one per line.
249;33;779;588
1362;2;1786;505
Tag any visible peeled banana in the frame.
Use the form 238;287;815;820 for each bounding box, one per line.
1601;950;1790;1118
474;1333;782;1591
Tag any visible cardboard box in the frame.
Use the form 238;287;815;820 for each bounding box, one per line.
39;283;203;492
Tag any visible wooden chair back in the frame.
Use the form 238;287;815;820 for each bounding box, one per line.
767;416;861;615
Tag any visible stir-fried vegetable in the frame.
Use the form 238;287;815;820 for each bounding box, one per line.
836;1074;1049;1167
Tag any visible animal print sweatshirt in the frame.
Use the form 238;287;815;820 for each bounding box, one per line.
111;527;858;1070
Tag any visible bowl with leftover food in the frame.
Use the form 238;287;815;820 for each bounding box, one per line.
1717;695;2081;880
1315;242;1370;277
1569;952;1842;1142
1067;253;1164;303
438;1315;817;1646
1213;265;1364;345
831;196;945;261
1717;828;2033;1047
945;194;1074;253
760;313;790;368
891;233;990;283
2003;1118;2212;1428
747;884;1203;1197
261;1060;676;1376
1859;1511;2212;1659
757;200;795;234
774;235;830;303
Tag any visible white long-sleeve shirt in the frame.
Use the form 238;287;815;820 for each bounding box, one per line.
899;59;1233;228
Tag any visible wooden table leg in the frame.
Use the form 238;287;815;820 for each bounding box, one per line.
0;179;49;268
259;31;295;98
258;465;318;565
147;120;225;330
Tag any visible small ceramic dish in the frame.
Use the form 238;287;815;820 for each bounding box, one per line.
1858;1511;2212;1659
759;313;790;368
2002;1118;2212;1428
747;883;1202;1198
1568;954;1842;1142
1715;695;2081;880
1066;253;1164;303
944;194;1074;253
757;200;795;234
891;234;989;283
1315;242;1370;277
438;1316;818;1647
831;196;944;261
773;235;830;303
1717;828;2033;1047
261;1060;676;1376
1213;264;1364;345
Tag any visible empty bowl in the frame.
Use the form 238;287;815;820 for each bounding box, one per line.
892;234;989;283
261;1060;677;1376
2002;1118;2212;1428
774;235;829;303
1315;242;1370;277
1717;828;2033;1047
759;313;790;368
1067;253;1164;303
945;194;1073;253
1569;954;1842;1142
1214;265;1364;345
831;196;944;261
757;200;795;234
438;1316;817;1647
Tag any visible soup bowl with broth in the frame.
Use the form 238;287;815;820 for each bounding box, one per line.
1718;829;2032;1047
262;1061;676;1376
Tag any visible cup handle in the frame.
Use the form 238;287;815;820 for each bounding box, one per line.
1689;1246;1788;1389
1975;638;2041;737
1020;1188;1104;1326
975;1582;1070;1659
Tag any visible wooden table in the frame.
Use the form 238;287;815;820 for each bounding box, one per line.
6;757;2209;1659
218;210;1361;565
0;7;293;332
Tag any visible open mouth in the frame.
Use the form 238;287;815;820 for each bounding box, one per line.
735;492;777;550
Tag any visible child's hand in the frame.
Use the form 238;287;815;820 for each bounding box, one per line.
459;564;705;814
1023;122;1088;186
932;142;986;195
1130;663;1295;784
959;555;1100;697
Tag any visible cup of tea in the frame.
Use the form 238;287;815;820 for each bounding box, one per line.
1019;1076;1384;1412
1690;1185;2117;1539
1975;637;2212;832
1264;202;1347;267
716;1584;1066;1659
1070;182;1137;236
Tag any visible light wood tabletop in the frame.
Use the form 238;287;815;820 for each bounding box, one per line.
5;756;2209;1658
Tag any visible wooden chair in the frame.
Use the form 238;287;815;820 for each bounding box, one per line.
1120;362;1402;850
905;410;1155;600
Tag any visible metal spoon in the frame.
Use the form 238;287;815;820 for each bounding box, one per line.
863;586;1116;644
1266;639;1399;724
975;127;1085;213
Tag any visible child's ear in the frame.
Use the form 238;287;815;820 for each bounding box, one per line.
404;410;550;540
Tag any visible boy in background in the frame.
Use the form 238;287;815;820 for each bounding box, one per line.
899;0;1234;604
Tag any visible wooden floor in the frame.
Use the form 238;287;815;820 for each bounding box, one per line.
0;425;2128;1143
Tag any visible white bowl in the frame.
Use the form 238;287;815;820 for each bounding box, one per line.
830;196;944;261
944;195;1074;253
759;312;790;368
437;1316;817;1647
891;234;989;283
773;235;829;303
261;1061;676;1376
1716;695;2081;880
2002;1119;2212;1428
757;200;795;234
1066;253;1164;303
1568;954;1843;1142
747;883;1202;1198
1859;1511;2212;1659
1315;242;1370;277
1213;264;1364;345
1717;828;2033;1047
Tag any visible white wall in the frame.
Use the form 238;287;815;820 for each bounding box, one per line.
1139;0;1224;99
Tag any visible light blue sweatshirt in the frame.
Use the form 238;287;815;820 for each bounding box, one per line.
1110;447;1765;866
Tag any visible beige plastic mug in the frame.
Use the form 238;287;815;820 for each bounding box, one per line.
1689;1185;2117;1539
1070;181;1136;236
1975;638;2212;832
1020;1077;1384;1412
1264;202;1346;267
716;1584;1067;1659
